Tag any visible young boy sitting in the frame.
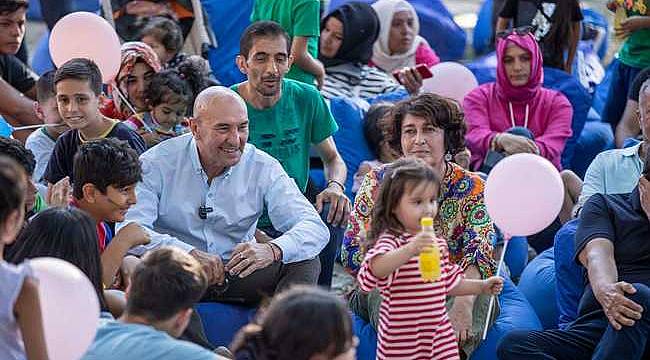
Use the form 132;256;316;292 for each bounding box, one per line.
71;138;150;288
0;137;46;219
43;58;146;200
81;247;221;360
24;70;69;198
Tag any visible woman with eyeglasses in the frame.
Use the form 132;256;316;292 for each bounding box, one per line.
495;0;582;73
464;29;572;173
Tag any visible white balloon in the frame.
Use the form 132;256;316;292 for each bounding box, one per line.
421;62;479;104
30;258;100;360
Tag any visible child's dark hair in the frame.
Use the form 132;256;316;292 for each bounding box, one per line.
146;60;206;111
36;70;56;103
54;58;103;96
6;207;109;312
363;102;393;160
126;247;208;322
0;137;35;176
0;0;28;16
72;138;142;200
366;158;440;250
232;286;354;360
0;156;26;226
139;16;184;56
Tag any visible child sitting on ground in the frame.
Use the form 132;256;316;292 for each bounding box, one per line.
124;62;205;147
25;71;69;198
357;158;504;360
0;156;48;360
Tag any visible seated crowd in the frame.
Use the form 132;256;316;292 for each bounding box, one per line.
1;0;650;359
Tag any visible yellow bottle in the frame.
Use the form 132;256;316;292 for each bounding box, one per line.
419;217;441;282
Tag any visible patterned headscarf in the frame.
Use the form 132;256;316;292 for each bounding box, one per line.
108;41;162;119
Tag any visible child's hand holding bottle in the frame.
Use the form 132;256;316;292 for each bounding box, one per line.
481;276;505;295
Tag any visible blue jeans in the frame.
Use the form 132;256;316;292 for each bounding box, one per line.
497;283;650;360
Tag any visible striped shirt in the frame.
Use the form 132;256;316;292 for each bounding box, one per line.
321;63;404;101
357;232;463;360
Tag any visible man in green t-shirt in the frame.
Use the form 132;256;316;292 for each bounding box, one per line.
251;0;325;88
233;21;350;287
603;0;650;130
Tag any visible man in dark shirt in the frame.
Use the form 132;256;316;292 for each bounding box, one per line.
498;150;650;359
616;69;650;147
0;0;41;136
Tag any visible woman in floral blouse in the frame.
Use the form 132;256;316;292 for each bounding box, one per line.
342;93;496;357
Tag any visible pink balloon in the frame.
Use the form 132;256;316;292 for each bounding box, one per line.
421;62;479;104
484;154;564;236
49;12;121;83
31;257;100;360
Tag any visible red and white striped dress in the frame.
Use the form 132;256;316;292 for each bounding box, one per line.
357;232;464;360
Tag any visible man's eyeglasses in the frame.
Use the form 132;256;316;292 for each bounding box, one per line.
496;25;536;40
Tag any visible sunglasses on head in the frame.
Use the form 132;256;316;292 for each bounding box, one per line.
496;25;536;40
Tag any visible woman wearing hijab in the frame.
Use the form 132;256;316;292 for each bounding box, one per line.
463;29;572;172
369;0;440;75
101;42;162;120
319;2;407;103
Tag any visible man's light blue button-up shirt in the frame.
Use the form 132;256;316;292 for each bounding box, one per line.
118;134;329;263
577;142;644;209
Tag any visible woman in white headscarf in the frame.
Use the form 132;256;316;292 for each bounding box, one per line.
370;0;440;75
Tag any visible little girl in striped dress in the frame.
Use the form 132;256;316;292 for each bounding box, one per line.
357;158;503;360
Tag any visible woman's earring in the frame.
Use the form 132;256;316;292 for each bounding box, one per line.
444;152;453;162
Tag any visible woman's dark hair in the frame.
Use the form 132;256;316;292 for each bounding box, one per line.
231;286;354;360
390;93;466;156
146;59;207;112
542;0;580;68
6;207;108;311
366;158;440;251
363;102;394;160
0;156;26;226
139;16;184;54
73;138;142;200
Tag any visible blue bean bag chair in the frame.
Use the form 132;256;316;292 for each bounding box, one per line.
582;8;609;61
517;248;559;330
0;116;12;138
32;31;55;76
553;219;584;329
469;272;542;360
201;0;253;86
327;0;466;61
472;0;494;57
592;59;617;117
195;302;257;347
543;67;592;170
353;272;542;360
503;236;528;280
570;120;614;178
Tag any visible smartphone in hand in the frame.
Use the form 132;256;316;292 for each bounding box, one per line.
393;64;433;84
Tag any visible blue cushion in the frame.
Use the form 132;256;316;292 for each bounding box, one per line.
517;248;559;330
0;116;13;138
195;302;257;347
472;0;494;57
592;59;617;117
470;273;543;360
327;0;465;61
570;120;614;178
32;31;55;76
553;219;584;329
542;67;592;170
503;236;528;280
329;97;374;200
352;313;378;360
201;0;253;86
582;8;609;60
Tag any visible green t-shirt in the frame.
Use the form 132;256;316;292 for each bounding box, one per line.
251;0;320;85
619;2;650;68
232;78;338;192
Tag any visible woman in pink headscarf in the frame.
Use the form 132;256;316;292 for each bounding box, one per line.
101;42;162;120
463;29;572;172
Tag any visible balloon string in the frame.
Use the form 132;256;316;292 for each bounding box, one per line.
482;233;510;341
12;123;64;131
113;87;152;132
